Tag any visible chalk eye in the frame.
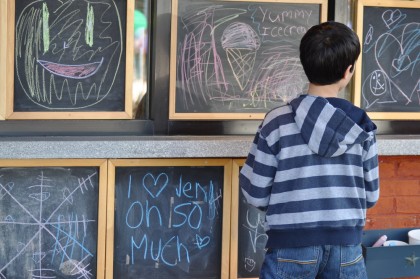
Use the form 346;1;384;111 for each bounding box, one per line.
85;3;94;47
42;2;50;54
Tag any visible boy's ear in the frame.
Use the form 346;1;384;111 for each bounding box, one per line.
344;65;354;80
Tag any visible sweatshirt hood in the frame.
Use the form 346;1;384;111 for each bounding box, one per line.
289;95;376;157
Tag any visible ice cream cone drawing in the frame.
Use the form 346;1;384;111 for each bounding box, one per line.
221;22;261;90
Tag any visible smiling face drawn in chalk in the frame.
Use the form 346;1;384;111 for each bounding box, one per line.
15;0;123;110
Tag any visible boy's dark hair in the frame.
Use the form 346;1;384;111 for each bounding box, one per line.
299;21;360;85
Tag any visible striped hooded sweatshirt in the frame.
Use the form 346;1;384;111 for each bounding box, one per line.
240;94;379;248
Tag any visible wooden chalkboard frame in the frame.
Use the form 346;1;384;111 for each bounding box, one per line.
230;159;247;279
353;0;420;120
4;0;134;120
169;0;328;120
106;158;232;279
0;159;108;279
0;0;7;120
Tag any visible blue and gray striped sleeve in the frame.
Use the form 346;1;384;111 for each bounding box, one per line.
363;132;380;208
240;127;277;211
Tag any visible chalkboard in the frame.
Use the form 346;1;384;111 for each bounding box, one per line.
237;185;267;278
0;160;107;279
354;0;420;120
7;0;133;119
231;160;267;279
169;0;327;120
108;159;232;279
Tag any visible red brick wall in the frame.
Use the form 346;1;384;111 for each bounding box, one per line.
366;156;420;279
366;156;420;230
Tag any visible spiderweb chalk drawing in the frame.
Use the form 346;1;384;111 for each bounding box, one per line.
0;167;99;279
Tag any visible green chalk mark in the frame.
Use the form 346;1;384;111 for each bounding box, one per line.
85;3;94;47
42;2;50;53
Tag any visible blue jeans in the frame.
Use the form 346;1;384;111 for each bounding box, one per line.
259;245;367;279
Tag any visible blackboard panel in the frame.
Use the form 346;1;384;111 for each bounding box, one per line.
237;182;267;278
354;0;420;119
231;160;267;279
7;0;132;119
170;0;327;120
111;160;231;279
0;166;101;278
361;6;419;113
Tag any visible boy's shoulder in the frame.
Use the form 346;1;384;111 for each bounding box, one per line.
263;103;294;125
258;103;298;138
326;97;376;132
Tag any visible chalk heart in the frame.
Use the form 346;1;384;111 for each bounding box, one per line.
376;24;419;99
382;9;402;28
142;173;169;198
196;234;210;249
245;258;256;272
392;55;411;72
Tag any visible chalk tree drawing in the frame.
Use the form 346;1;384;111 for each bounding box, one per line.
176;3;315;112
362;8;420;110
0;169;99;279
15;0;123;110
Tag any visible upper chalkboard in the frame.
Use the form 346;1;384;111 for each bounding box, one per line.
354;0;420;120
107;159;232;279
169;0;327;120
0;160;107;279
6;0;133;119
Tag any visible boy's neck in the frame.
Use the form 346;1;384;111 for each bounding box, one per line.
306;82;341;98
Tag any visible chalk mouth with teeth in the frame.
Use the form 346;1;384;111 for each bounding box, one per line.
37;57;104;79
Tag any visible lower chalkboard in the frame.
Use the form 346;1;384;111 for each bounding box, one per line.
0;166;100;279
113;165;226;279
237;192;267;278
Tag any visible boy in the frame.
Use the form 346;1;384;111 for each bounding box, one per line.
239;21;379;279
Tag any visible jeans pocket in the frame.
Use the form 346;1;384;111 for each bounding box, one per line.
340;245;367;279
275;247;319;279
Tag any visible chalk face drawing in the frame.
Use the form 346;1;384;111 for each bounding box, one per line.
174;1;320;114
14;0;124;110
361;7;420;112
113;166;224;279
0;167;99;279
